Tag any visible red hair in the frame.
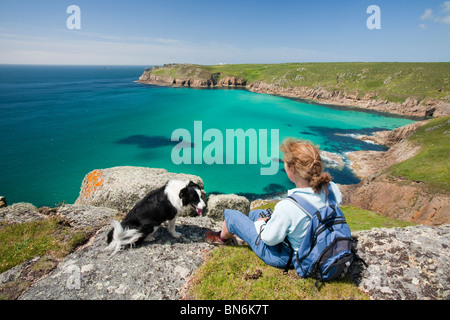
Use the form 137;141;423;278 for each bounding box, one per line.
281;138;332;193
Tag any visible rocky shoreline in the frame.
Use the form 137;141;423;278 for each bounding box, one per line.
137;67;450;118
343;119;450;226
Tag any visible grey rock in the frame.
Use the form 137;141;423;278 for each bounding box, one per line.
206;194;250;220
74;166;204;214
57;205;119;229
0;202;44;224
350;225;450;300
0;257;40;285
0;196;6;208
20;216;221;300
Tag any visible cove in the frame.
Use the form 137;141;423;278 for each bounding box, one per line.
0;65;415;207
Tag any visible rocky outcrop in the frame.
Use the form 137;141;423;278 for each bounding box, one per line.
0;202;44;224
344;119;450;225
206;194;250;220
138;69;246;88
57;205;119;229
0;196;6;208
15;220;449;300
355;121;428;147
74;166;254;221
216;76;247;87
345;121;425;181
345;176;450;225
248;82;449;118
75;166;204;214
19;216;222;300
350;225;450;300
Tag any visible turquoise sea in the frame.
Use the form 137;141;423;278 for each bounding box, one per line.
0;65;415;207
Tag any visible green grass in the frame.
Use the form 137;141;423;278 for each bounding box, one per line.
0;217;90;299
187;203;413;300
189;245;368;300
0;217;88;273
149;62;450;104
388;116;450;194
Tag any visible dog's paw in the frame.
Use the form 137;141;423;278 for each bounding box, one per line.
170;231;182;238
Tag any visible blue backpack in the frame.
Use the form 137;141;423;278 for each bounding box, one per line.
284;184;366;285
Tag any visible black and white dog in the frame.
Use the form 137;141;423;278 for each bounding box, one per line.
106;179;205;256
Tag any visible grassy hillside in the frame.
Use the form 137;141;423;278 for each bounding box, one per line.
151;62;450;104
388;116;450;194
187;204;413;300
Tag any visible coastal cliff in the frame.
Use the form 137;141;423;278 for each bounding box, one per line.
344;116;450;226
137;63;450;118
138;65;246;88
247;81;448;118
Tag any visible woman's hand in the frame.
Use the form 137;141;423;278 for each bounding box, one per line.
256;217;270;223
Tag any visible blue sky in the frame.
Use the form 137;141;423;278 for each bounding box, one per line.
0;0;449;65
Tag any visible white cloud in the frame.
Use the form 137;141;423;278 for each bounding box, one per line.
420;8;435;20
419;23;427;30
420;1;450;24
441;1;450;12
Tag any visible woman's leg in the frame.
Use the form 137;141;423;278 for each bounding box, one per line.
221;209;293;269
218;209;262;240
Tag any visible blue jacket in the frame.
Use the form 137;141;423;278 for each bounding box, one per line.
254;182;342;251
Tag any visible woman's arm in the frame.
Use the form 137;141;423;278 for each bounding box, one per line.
254;202;291;246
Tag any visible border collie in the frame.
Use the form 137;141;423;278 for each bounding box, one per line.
105;180;205;256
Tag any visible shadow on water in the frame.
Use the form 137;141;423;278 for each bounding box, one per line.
116;134;193;149
326;165;360;185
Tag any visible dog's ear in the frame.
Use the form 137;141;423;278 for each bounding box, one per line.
179;186;188;199
188;180;196;186
188;180;200;188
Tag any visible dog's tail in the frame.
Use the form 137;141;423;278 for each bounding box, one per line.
105;220;142;257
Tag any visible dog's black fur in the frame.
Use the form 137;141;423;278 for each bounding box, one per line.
105;180;205;255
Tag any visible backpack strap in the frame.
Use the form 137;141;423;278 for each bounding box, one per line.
287;193;319;220
283;185;337;275
283;193;318;275
326;184;337;207
283;237;294;275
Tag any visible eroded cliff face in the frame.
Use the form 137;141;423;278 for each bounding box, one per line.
138;69;246;88
343;120;450;226
247;81;449;118
343;177;449;226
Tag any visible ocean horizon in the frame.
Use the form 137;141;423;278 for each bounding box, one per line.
0;64;415;207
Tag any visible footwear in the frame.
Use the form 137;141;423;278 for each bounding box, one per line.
205;231;233;246
233;235;246;245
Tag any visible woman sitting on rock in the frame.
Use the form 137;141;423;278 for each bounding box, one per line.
205;138;342;269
